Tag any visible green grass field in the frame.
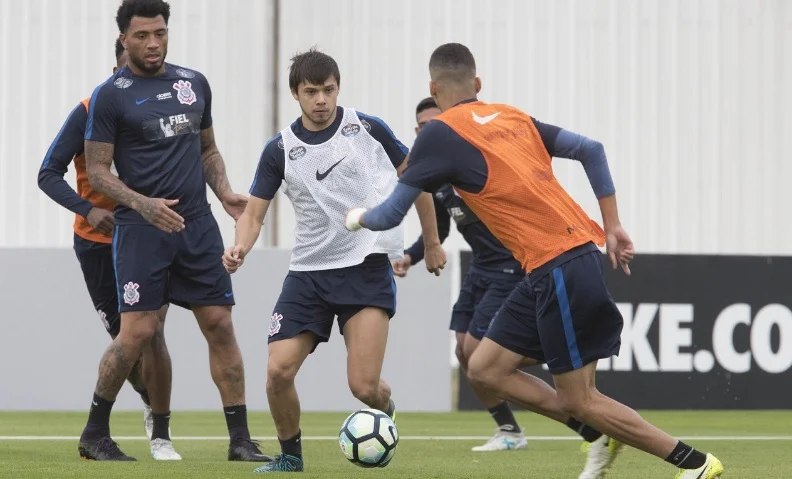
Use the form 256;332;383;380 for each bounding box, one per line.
1;410;790;478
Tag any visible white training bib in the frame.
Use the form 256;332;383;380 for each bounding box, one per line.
280;107;403;271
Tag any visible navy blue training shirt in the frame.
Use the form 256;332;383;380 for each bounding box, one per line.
399;99;615;198
249;107;408;199
404;183;523;277
85;63;212;224
38;102;94;218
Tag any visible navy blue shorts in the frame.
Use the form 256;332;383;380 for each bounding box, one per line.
73;234;121;337
486;244;622;374
450;269;523;340
269;254;396;352
112;213;234;312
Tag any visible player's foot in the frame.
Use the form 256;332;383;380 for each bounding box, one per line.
143;405;153;440
578;435;623;479
673;453;724;479
228;437;274;462
150;438;182;461
253;453;304;472
78;436;136;461
471;427;528;451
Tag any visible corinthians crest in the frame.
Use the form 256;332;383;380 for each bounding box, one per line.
173;80;197;105
123;282;140;306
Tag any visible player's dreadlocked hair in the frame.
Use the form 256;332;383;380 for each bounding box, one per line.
289;46;341;92
429;43;476;84
416;97;438;117
116;0;171;33
114;38;125;61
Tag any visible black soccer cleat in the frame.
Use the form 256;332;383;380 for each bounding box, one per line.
228;437;274;462
78;436;137;461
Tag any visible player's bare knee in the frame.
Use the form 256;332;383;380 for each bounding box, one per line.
348;378;380;406
455;346;468;371
199;309;236;346
466;355;494;390
266;359;299;392
120;311;159;344
556;389;593;420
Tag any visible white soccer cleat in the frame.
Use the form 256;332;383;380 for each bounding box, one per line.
150;438;182;461
143;405;154;440
578;435;624;479
673;453;724;479
344;207;367;231
471;427;528;452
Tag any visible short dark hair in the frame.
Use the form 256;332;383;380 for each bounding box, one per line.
416;97;438;116
116;0;171;33
429;43;476;83
114;39;125;61
288;47;341;91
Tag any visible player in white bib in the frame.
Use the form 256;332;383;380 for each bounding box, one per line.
223;47;446;473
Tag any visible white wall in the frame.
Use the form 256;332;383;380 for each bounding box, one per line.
274;0;792;256
1;0;790;255
0;0;276;248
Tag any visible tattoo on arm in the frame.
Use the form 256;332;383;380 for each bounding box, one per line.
85;140;145;211
200;127;232;201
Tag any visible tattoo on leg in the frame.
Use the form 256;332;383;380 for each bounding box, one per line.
216;361;245;407
95;342;133;400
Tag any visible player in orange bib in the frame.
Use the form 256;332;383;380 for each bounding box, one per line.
37;39;178;461
345;43;723;479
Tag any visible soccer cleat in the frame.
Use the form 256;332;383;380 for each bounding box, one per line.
253;453;304;472
387;398;397;422
78;436;137;461
673;453;724;479
150;438;182;461
578;435;623;479
471;427;528;452
228;437;274;462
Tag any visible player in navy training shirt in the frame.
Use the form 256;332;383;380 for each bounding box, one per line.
393;97;528;451
37;39;178;459
77;0;269;463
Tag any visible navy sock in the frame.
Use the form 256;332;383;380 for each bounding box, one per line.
279;430;302;458
152;412;171;441
224;405;250;441
83;393;114;440
566;418;603;443
666;441;707;469
487;401;520;432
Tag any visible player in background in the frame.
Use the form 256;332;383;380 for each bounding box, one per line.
37;39;179;461
346;43;724;479
78;0;270;463
392;97;527;451
223;47;446;473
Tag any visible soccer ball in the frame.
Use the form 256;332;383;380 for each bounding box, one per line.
338;408;399;468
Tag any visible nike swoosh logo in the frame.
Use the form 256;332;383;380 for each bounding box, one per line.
136;98;150;105
316;156;346;181
472;111;500;125
224;291;234;298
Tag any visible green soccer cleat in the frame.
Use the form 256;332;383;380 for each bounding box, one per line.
674;453;724;479
253;453;304;472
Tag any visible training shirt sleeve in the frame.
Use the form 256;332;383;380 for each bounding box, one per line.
532;118;615;198
198;73;213;130
37;103;94;218
357;112;409;169
249;134;286;200
85;80;120;144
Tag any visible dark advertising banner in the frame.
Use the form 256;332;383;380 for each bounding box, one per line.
457;251;792;410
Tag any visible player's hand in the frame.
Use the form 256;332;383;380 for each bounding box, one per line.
392;254;412;277
223;244;246;273
605;225;635;275
137;198;185;234
345;208;367;231
222;193;248;221
86;207;115;235
424;243;447;276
